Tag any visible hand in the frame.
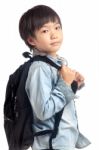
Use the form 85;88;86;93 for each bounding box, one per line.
75;72;85;89
59;65;76;85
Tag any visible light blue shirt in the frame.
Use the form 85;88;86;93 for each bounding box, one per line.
25;54;91;150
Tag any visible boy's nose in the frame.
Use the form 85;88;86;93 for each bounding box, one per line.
50;31;58;39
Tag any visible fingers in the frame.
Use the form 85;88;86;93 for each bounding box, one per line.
75;72;84;82
75;72;85;89
59;65;77;85
61;65;76;74
60;65;85;88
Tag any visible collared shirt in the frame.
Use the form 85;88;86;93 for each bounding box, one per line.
25;52;91;150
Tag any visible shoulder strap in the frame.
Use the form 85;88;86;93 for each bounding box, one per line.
23;52;61;70
49;108;64;150
31;55;61;70
22;52;61;70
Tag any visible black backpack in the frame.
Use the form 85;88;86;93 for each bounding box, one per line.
4;52;78;150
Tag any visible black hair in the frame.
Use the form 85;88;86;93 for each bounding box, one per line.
19;5;62;50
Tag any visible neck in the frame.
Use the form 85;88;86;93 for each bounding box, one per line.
33;48;58;58
47;52;58;58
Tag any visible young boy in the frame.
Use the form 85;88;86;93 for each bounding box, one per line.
19;5;91;150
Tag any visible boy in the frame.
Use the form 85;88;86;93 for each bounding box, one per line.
19;5;90;150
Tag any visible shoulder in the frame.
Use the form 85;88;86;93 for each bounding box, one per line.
26;61;53;90
28;61;52;78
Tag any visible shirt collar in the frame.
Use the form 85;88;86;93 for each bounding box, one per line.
33;48;68;67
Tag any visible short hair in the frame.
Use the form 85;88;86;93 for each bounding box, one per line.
19;5;62;50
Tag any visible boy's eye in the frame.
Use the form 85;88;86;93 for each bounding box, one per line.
55;25;61;30
42;29;49;33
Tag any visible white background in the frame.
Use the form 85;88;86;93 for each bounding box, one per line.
0;0;99;149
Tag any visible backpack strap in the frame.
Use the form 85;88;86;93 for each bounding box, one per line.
31;55;61;70
49;108;64;150
23;52;61;70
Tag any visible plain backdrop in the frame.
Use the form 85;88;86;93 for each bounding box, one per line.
0;0;99;149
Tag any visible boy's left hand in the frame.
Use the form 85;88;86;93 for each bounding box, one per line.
75;72;85;89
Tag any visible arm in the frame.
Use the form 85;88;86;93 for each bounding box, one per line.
25;62;76;121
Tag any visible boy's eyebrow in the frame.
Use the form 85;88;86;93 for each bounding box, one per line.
41;22;60;28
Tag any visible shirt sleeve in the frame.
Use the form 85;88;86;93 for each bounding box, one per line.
25;61;76;121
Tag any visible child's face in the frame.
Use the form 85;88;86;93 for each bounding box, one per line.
28;21;63;57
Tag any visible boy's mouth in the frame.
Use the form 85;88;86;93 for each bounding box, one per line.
50;41;60;46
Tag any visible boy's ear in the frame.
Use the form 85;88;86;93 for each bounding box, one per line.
27;36;36;46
